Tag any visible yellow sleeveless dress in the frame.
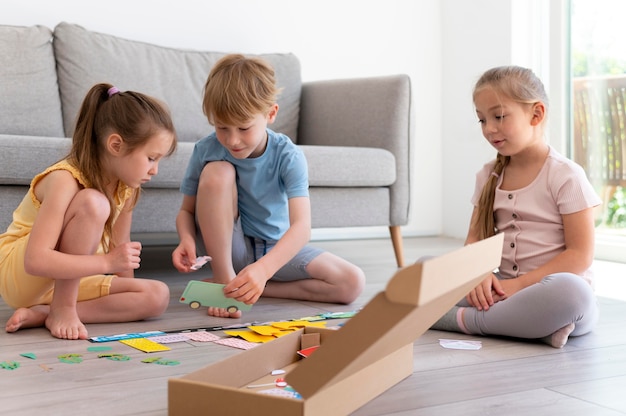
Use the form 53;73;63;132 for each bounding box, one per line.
0;160;133;308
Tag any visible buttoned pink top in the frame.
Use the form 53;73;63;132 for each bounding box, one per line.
471;147;602;284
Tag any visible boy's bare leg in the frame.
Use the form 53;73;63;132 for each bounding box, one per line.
263;252;365;304
196;162;241;318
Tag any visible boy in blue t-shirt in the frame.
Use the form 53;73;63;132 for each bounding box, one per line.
173;54;365;318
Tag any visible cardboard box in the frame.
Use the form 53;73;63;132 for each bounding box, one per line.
169;234;503;415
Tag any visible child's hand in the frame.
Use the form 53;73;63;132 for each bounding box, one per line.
223;263;269;305
466;273;506;311
172;243;197;273
107;241;142;273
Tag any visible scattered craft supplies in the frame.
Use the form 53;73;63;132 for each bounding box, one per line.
88;310;358;343
168;234;504;416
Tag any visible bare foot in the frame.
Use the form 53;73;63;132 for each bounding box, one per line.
542;323;575;348
5;306;48;333
45;306;89;340
207;307;242;319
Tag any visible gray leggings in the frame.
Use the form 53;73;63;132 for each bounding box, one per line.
459;272;598;339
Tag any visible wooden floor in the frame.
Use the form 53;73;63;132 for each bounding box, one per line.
1;236;626;416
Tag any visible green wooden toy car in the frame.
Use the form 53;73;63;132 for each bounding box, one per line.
179;280;252;313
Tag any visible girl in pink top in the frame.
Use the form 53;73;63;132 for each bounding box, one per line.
431;66;600;348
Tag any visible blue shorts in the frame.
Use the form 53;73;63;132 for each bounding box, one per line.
230;219;323;282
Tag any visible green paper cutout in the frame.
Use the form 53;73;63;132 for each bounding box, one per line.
88;346;113;352
140;357;180;365
141;357;162;363
20;352;37;360
98;353;131;361
1;361;20;370
58;354;83;364
154;359;180;366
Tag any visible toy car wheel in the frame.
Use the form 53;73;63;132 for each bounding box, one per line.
226;306;239;314
189;301;201;309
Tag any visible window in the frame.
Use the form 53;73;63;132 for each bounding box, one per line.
570;0;626;262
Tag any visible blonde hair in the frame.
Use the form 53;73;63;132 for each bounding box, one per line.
202;54;280;125
68;83;177;250
472;66;548;240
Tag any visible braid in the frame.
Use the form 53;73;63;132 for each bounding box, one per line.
474;153;509;240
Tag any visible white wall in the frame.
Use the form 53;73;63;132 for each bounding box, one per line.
5;0;554;241
440;0;565;239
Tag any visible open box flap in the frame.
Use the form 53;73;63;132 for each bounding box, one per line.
286;234;503;398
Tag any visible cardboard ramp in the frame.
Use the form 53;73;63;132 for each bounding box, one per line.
169;234;503;416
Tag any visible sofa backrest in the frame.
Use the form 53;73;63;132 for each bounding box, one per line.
53;22;302;143
0;25;65;138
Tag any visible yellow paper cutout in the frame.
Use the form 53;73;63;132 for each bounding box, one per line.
271;320;327;330
223;330;275;343
248;325;294;336
120;338;171;353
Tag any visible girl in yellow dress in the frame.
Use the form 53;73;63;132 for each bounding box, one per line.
0;83;177;340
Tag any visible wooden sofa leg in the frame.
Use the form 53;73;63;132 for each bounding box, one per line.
389;226;405;268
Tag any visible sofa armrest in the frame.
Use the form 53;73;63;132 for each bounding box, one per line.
297;74;413;226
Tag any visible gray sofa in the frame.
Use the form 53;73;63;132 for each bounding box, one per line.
0;22;413;267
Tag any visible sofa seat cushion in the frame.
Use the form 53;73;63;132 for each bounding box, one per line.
53;22;302;144
0;25;65;138
300;145;395;187
0;135;70;185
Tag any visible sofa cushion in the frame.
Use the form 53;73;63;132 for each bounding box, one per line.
53;22;301;144
0;25;65;138
0;135;71;185
300;145;395;187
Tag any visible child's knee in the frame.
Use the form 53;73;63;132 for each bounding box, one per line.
146;280;170;316
198;161;236;191
72;188;110;222
336;264;365;304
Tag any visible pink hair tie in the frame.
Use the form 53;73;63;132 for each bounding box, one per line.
107;86;120;97
491;171;499;178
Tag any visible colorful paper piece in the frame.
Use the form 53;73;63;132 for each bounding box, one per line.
97;353;131;361
258;387;302;399
39;364;52;372
20;352;36;360
213;337;258;350
149;334;191;344
120;337;171;353
223;329;275;344
190;256;211;271
248;325;295;337
87;346;113;352
153;359;180;366
184;331;221;342
88;330;165;343
270;320;326;330
297;345;320;358
1;361;20;370
58;354;83;364
438;339;482;350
